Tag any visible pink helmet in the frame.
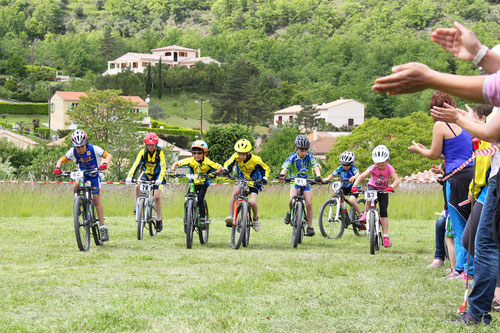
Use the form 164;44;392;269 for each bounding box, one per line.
144;132;159;145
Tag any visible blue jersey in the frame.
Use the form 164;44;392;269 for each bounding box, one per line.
63;144;107;177
331;165;359;189
281;152;319;178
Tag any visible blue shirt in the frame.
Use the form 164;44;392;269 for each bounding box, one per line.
281;152;318;178
331;165;359;189
64;144;106;177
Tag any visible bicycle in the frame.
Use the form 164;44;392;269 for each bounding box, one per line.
132;179;160;240
280;175;319;248
318;179;366;239
60;169;103;251
172;173;210;249
227;175;261;250
362;189;393;255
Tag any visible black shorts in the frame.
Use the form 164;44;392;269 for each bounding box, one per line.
249;187;259;195
341;187;359;198
367;185;389;218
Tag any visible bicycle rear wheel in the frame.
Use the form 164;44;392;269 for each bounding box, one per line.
148;202;157;237
243;209;252;247
318;197;344;239
231;201;247;249
137;197;146;240
199;200;209;245
349;198;365;236
73;196;90;251
369;211;376;255
186;200;195;249
291;201;303;248
90;205;102;246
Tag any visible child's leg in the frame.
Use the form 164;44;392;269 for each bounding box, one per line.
229;186;240;217
154;189;162;220
249;192;258;218
378;192;389;235
93;193;105;225
348;195;362;215
195;185;208;219
289;186;298;209
304;189;313;227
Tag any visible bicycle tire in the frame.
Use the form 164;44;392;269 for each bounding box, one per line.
199;199;209;245
349;198;366;237
369;211;376;255
318;197;344;239
186;199;195;249
291;201;303;248
90;205;102;246
243;208;251;247
231;201;247;250
73;196;90;251
148;201;157;237
137;197;146;240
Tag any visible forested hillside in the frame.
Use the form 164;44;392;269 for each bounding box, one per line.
1;0;500;118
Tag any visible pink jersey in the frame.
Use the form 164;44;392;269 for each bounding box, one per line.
367;163;395;190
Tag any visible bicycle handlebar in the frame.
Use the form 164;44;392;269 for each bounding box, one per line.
59;168;99;177
275;176;321;185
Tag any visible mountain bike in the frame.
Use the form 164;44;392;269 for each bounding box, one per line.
61;169;103;251
132;179;159;240
227;175;261;250
363;189;392;255
280;175;319;248
172;173;210;249
318;180;366;239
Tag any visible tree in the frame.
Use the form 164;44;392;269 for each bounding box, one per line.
157;57;162;99
68;89;142;180
294;104;320;133
258;125;299;177
148;103;166;119
204;124;255;165
145;63;152;96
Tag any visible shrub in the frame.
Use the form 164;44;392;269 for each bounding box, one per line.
0;102;48;115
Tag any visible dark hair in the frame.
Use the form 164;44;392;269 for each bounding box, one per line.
430;91;456;109
473;104;493;118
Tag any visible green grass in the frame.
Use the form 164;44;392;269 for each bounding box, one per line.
1;114;49;127
0;184;498;331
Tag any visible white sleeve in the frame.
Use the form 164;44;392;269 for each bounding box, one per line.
64;148;76;161
93;145;105;157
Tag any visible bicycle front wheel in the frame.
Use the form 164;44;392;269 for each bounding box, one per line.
368;211;376;255
137;197;146;240
231;201;247;250
199;199;209;245
73;196;90;251
243;209;251;247
148;201;157;237
185;199;195;249
90;205;102;246
318;197;344;239
291;201;304;248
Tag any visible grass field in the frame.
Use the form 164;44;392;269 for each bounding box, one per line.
0;183;498;332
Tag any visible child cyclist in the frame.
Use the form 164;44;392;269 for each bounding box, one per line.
126;132;167;232
169;140;222;225
279;134;322;237
53;129;112;241
323;150;364;229
222;139;270;232
352;145;400;247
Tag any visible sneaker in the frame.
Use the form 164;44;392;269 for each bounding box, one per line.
383;236;391;248
447;313;485;326
427;259;444;268
284;211;291;225
225;215;233;227
253;218;261;232
306;226;315;237
156;219;163;232
492;298;500;312
100;226;109;242
133;209;136;215
442;269;460;279
357;220;366;230
359;213;366;222
457;271;473;282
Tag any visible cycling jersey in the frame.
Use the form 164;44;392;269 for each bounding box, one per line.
128;147;167;182
62;144;108;194
176;156;222;185
331;164;359;189
281;151;319;178
224;153;270;189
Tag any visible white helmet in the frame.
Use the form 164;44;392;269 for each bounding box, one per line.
339;150;355;165
70;129;88;147
372;145;390;163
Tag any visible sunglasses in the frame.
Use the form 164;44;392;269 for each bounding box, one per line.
192;151;204;155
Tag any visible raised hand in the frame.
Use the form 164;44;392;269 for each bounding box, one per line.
431;21;482;62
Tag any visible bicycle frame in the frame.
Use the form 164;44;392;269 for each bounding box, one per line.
231;177;254;227
135;180;157;223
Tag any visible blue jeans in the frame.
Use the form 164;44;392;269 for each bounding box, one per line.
446;181;474;274
434;215;446;260
467;176;500;324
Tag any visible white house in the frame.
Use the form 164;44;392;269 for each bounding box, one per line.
49;91;150;131
273;98;365;128
0;130;39;150
104;45;221;75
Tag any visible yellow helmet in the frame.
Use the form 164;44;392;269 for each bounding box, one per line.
234;139;252;153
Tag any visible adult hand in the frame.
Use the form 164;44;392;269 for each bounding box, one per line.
408;141;425;154
53;167;61;175
125;176;132;184
430;165;444;175
431;21;482;62
372;62;436;95
99;163;108;170
430;103;467;123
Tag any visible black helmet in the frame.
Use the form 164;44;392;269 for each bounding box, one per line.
295;135;310;149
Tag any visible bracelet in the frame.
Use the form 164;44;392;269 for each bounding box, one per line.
472;44;489;66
